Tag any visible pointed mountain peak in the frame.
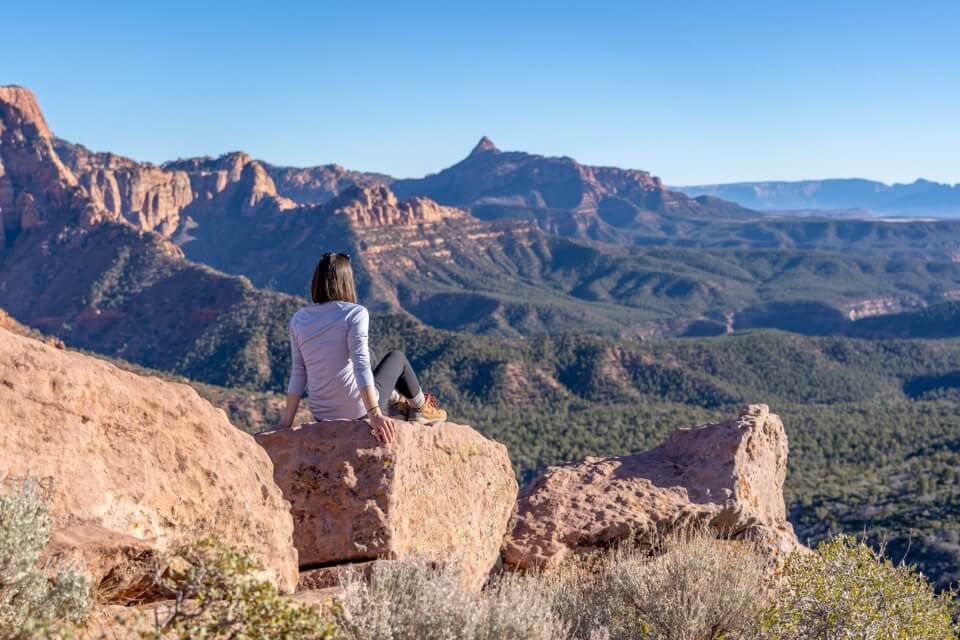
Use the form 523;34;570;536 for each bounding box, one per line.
470;136;499;156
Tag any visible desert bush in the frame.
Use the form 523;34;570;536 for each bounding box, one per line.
552;530;769;640
335;558;567;640
143;537;336;640
761;534;959;640
0;479;90;640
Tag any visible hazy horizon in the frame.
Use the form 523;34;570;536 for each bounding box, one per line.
4;1;959;186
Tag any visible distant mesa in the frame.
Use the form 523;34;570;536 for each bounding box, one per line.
677;178;960;218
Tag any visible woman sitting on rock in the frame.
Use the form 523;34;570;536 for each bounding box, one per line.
275;252;447;442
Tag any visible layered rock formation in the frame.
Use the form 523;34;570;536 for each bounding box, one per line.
0;326;299;595
502;404;801;570
53;143;299;239
256;420;518;591
54;140;193;236
329;184;463;228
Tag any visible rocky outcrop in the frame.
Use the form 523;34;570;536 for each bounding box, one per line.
164;152;296;218
0;86;92;243
266;162;390;205
0;327;299;595
502;405;801;570
330;184;464;228
54;140;193;236
52;144;300;239
256;420;518;591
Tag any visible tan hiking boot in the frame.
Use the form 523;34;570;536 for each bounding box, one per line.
407;392;447;424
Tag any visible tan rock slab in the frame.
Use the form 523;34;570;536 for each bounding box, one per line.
257;420;518;591
502;404;802;570
0;327;298;593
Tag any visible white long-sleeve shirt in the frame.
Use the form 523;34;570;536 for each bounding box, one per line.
287;302;374;420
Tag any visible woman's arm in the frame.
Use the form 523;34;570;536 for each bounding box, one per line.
277;324;307;430
348;308;397;443
276;393;301;431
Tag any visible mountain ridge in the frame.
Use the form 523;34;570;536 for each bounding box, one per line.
4;86;960;343
392;136;755;242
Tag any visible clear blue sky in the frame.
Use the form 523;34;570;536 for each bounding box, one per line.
3;0;959;185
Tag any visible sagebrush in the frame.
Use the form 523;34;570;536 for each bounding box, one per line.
335;558;566;640
552;531;769;640
0;479;89;640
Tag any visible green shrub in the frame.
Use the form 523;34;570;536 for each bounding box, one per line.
0;480;90;640
335;558;566;640
143;537;336;640
762;535;959;640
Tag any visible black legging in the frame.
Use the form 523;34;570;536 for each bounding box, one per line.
373;350;422;412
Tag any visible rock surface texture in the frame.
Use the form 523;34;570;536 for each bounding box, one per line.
256;420;518;591
0;327;299;595
502;404;801;570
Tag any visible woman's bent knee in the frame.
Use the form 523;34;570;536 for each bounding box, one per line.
384;350;408;363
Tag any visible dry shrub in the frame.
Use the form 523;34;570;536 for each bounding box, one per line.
335;558;567;640
336;531;767;640
0;479;90;639
552;529;769;640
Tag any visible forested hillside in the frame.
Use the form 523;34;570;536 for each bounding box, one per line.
184;312;960;589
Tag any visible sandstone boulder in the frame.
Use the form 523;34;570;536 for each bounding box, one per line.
502;404;801;570
256;420;518;591
0;327;298;594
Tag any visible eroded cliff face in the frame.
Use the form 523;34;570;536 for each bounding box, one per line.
53;143;300;239
164;152;297;218
0;86;87;245
55;140;193;236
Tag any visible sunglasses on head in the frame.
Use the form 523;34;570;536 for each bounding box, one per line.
323;252;351;262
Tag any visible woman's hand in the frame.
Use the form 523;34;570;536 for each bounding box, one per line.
368;412;398;444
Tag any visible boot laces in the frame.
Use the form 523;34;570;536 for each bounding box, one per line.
423;392;441;409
